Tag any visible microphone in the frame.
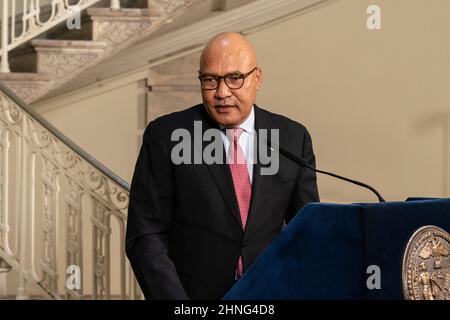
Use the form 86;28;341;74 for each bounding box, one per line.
270;142;386;203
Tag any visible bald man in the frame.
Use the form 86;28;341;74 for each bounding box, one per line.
126;33;319;300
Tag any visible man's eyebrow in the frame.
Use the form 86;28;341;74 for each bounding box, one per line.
198;70;243;76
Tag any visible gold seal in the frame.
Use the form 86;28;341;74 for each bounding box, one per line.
402;225;450;300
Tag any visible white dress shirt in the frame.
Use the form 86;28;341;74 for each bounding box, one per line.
220;107;255;184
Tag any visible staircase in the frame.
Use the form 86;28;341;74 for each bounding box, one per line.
0;78;139;300
0;0;208;300
0;0;206;103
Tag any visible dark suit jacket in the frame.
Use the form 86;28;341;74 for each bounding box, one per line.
125;104;319;300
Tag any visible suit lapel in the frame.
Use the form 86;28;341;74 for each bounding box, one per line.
196;105;276;231
196;107;243;228
245;106;275;236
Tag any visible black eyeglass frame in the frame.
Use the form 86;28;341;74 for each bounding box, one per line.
198;67;259;90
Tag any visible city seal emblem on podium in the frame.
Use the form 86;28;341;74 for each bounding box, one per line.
402;225;450;300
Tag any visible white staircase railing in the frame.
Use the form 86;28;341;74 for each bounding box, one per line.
0;81;140;299
0;0;122;73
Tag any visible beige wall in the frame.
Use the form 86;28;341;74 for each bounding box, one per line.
249;0;450;202
36;0;450;204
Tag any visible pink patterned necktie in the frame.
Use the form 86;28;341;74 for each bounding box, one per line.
227;128;252;277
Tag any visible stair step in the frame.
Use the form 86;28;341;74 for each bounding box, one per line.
31;39;108;50
88;8;156;44
0;73;52;103
30;40;107;78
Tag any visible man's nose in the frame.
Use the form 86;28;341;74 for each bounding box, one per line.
214;78;232;99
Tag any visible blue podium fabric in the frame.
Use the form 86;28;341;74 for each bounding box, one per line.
223;198;450;300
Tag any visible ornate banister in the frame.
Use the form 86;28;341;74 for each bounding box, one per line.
1;1;10;73
0;80;140;299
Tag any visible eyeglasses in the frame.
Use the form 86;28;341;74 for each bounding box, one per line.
198;67;258;90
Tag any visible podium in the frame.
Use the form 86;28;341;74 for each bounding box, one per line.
223;198;450;300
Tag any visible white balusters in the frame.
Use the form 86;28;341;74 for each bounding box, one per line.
11;0;16;55
16;116;29;300
0;87;141;299
1;1;11;73
65;177;83;299
0;258;12;298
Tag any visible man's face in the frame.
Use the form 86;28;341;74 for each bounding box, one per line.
199;50;262;128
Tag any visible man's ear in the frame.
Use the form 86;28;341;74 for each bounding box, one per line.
256;67;263;90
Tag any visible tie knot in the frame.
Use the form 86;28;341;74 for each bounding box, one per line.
232;127;244;140
224;127;244;143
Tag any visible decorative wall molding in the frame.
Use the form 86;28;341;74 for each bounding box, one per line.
1;0;208;103
40;0;332;102
0;73;52;104
32;69;150;113
89;8;155;44
34;40;107;78
149;0;191;15
134;0;331;65
145;51;201;122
